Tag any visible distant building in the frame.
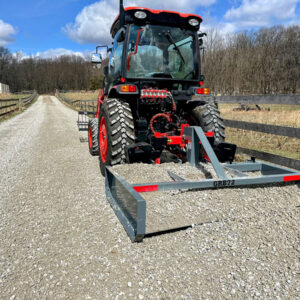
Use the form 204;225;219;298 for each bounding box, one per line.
0;83;10;93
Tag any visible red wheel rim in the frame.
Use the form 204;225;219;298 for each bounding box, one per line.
88;127;93;148
99;116;107;162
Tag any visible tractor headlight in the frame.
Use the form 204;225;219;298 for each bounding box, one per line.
188;18;199;26
134;11;147;19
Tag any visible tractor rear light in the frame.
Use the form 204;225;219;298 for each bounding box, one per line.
134;11;147;19
120;85;137;93
188;18;200;26
196;88;210;95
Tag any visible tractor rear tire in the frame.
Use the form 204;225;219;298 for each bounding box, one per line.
98;98;135;176
191;103;225;145
88;118;99;156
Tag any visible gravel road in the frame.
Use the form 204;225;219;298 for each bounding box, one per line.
0;96;299;299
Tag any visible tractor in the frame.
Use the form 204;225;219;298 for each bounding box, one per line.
88;0;236;175
84;1;300;242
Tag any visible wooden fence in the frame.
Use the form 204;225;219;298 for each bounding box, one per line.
0;92;37;117
56;92;97;113
217;94;300;170
216;94;300;105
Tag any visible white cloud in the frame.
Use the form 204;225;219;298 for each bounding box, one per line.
0;20;17;46
201;22;237;36
35;48;86;59
219;22;237;35
13;48;90;60
225;0;299;28
63;0;216;44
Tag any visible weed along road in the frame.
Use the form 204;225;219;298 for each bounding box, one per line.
0;96;300;299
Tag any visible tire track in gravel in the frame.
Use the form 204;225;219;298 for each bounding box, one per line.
0;96;299;299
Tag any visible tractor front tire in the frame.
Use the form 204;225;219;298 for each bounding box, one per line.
98;98;135;176
88;118;99;156
191;103;225;145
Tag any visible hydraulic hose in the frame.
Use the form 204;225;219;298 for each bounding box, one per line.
149;113;172;135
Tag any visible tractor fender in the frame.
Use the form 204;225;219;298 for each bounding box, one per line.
96;89;105;118
108;86;119;99
96;86;120;118
187;95;216;104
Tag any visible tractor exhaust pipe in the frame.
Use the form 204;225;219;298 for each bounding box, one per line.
120;0;125;28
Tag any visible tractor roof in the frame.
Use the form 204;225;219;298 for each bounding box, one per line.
111;7;202;38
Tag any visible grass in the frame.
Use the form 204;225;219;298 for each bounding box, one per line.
0;93;32;100
57;92;98;114
62;91;99;101
219;104;300;160
219;103;300;127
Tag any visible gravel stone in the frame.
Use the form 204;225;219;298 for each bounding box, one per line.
0;96;299;299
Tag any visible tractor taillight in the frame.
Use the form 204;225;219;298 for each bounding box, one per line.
120;85;137;92
196;88;210;95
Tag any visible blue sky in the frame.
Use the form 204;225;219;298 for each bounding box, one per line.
0;0;299;58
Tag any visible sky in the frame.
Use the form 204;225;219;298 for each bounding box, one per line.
0;0;299;59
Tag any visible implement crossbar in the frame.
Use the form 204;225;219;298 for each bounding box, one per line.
104;126;300;242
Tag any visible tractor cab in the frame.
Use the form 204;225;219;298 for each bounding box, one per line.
89;1;233;177
95;6;204;94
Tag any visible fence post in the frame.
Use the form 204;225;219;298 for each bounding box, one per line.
18;98;23;111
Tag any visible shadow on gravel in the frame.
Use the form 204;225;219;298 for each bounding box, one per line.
145;219;220;240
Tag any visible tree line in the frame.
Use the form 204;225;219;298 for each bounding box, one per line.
202;25;300;95
0;49;101;93
0;25;299;95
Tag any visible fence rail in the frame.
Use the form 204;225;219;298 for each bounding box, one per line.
56;92;97;132
221;94;299;169
57;93;97;112
236;148;300;170
228;126;299;169
224;119;300;139
56;92;97;111
0;92;37;117
216;94;300;105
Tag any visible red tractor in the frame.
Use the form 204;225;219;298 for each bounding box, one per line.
88;0;235;175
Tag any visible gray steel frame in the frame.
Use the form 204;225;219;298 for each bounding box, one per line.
105;126;300;242
77;100;97;131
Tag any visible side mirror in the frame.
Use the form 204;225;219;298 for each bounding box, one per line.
91;53;102;64
198;32;207;47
